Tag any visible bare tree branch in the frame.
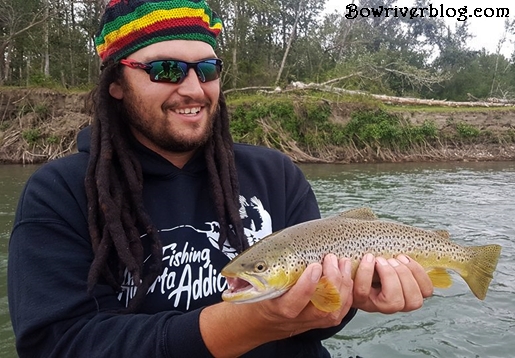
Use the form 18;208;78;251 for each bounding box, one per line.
0;3;49;83
321;72;363;86
0;4;48;48
275;0;304;86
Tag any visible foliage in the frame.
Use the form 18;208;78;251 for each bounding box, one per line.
430;50;513;101
345;110;408;149
230;96;339;148
16;101;49;120
46;135;59;144
2;0;515;102
29;72;58;88
229;97;452;154
456;122;481;139
21;128;40;144
33;103;50;119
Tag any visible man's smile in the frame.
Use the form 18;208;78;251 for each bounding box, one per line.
175;106;202;115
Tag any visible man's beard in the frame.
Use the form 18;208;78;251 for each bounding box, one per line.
121;94;215;153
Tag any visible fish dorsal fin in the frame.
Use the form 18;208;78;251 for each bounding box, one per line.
339;207;378;221
311;277;342;312
434;230;451;239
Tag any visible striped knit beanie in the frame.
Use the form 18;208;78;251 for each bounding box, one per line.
95;0;223;63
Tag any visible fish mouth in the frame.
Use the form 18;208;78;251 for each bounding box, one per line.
223;273;266;294
221;273;284;303
224;277;258;294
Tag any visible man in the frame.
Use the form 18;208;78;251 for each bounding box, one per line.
8;1;433;357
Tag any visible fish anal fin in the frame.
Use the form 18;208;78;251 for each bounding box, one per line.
427;268;453;288
339;207;378;221
311;277;341;312
433;230;451;239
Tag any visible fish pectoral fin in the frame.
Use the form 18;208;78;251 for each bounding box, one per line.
311;277;342;312
427;268;453;288
339;207;378;221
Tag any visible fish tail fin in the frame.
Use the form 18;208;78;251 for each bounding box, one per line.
461;244;502;300
311;277;341;312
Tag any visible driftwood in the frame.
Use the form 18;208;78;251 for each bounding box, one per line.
224;81;515;108
223;86;276;95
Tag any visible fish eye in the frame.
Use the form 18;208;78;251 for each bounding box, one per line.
254;261;267;273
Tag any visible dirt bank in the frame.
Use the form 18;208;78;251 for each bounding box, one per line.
0;88;91;163
1;87;515;164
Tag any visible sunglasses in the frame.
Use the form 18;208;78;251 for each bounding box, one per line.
119;58;223;84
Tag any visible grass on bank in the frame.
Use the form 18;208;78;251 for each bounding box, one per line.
2;87;515;163
226;92;515;162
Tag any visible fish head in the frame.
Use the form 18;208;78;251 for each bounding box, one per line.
221;240;304;304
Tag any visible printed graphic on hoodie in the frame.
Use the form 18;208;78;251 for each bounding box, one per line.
117;196;272;311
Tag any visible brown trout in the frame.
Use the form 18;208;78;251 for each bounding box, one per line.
221;208;502;312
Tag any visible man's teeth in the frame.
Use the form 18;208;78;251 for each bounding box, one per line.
175;107;201;114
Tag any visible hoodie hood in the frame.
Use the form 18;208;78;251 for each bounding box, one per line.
77;126;92;155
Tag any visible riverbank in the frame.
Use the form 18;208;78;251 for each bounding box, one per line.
1;87;515;164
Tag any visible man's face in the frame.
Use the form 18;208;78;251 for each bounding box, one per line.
109;40;220;163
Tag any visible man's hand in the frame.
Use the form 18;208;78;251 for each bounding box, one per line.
352;253;434;313
256;253;354;337
200;254;355;357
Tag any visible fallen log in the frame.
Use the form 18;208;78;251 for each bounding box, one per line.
224;81;515;108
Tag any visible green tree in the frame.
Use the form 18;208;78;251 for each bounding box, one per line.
1;0;513;103
0;0;47;85
433;50;513;101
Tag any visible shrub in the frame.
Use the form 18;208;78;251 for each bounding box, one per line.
22;129;41;144
456;122;480;139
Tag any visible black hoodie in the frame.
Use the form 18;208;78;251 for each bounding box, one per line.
8;127;356;357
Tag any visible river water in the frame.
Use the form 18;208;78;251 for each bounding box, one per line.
1;161;514;357
300;161;515;358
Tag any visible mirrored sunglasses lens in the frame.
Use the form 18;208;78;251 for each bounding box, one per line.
197;61;220;82
149;61;185;83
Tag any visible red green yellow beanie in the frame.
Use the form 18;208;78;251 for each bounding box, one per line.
95;0;223;63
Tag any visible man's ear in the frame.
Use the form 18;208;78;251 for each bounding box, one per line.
109;81;124;99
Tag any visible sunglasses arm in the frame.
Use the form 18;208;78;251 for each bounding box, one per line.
119;59;152;71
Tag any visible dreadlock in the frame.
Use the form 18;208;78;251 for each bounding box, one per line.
205;93;248;253
85;62;246;312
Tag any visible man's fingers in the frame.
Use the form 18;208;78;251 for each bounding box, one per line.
397;254;434;298
353;253;375;304
317;255;354;323
338;258;353;287
322;254;352;311
372;257;405;313
274;263;321;318
386;258;423;312
351;254;432;314
338;258;354;310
